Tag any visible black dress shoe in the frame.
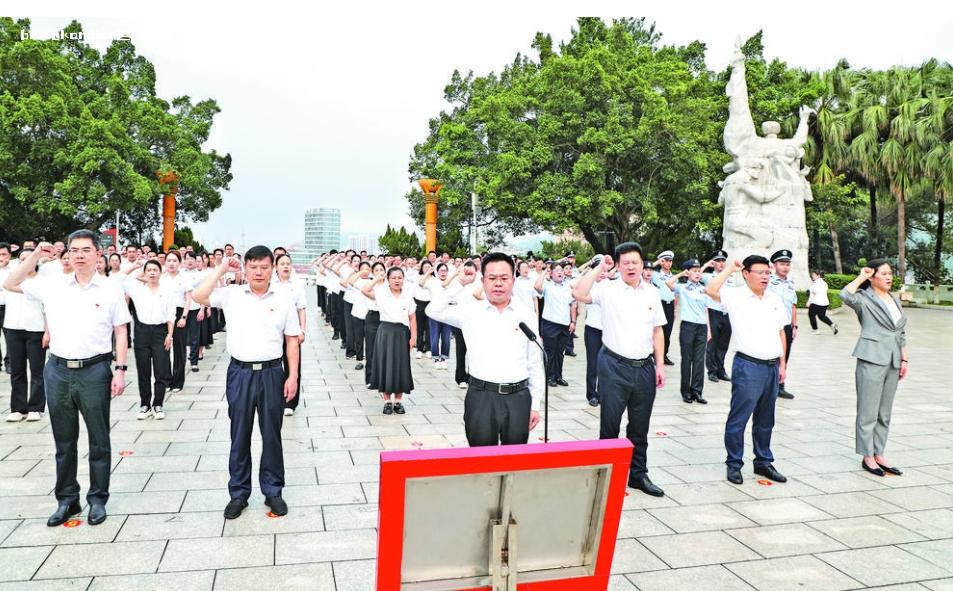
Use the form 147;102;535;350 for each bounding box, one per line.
547;380;559;387
88;503;107;526
556;379;569;387
354;362;364;370
587;398;600;407
777;387;794;399
876;462;903;476
861;460;885;476
393;402;406;415
718;372;731;382
265;496;288;516
331;333;340;340
681;395;694;404
47;501;82;527
628;475;664;497
224;498;248;519
727;467;743;485
692;394;708;404
565;351;577;357
664;356;675;366
708;374;719;383
383;402;394;415
754;464;787;483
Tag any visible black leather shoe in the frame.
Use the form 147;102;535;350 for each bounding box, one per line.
628;475;664;497
331;333;340;340
861;460;885;476
383;402;394;415
354;362;364;370
565;351;577;357
718;372;731;382
224;498;248;519
727;467;743;485
265;496;288;516
88;503;107;526
681;395;693;404
556;379;569;387
47;501;82;527
547;380;559;387
876;462;902;476
587;398;600;407
754;464;787;483
777;387;794;399
393;402;406;415
692;394;708;404
708;374;719;383
664;356;675;366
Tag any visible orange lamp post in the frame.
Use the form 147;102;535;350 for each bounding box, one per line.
157;171;179;251
418;178;442;253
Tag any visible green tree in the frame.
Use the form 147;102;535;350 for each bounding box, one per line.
538;237;595;262
0;18;232;243
173;226;205;253
377;225;422;257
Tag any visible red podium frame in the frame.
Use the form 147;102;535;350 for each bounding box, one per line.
376;439;633;591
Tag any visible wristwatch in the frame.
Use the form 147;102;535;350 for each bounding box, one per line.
115;365;128;371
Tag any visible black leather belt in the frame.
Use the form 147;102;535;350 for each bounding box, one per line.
50;353;112;369
736;352;780;366
468;377;529;395
230;357;282;371
602;346;652;367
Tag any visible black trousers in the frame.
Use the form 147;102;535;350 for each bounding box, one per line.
781;324;794;387
565;324;576;354
344;302;355;355
0;304;5;366
328;292;340;335
226;360;286;500
5;328;46;413
334;294;346;341
282;338;303;409
186;309;202;365
808;304;833;329
540;318;569;381
45;357;113;504
351;316;366;362
598;350;656;479
414;299;430;353
661;301;675;357
453;327;469;384
706;309;731;377
170;307;187;389
134;321;171;408
679;321;707;398
364;311;380;385
584;325;602;402
464;386;531;446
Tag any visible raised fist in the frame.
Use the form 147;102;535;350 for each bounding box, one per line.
730;259;744;272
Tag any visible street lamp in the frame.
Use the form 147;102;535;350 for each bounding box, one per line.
418;179;442;253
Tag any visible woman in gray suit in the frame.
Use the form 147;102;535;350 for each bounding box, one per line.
841;260;908;477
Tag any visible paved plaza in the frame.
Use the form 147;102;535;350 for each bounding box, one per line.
1;297;952;591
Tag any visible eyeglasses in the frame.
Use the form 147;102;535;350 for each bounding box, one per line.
746;269;772;276
67;247;94;255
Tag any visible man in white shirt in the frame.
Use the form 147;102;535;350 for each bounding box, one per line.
4;232;131;527
534;264;576;387
573;242;667;497
427;253;542;445
705;255;789;486
193;246;301;520
0;242;11;373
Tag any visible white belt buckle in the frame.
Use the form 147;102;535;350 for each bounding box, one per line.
67;360;81;369
251;363;263;371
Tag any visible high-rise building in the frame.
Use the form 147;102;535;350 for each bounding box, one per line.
346;233;379;254
304;208;341;252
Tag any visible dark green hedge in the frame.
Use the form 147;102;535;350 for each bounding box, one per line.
796;289;842;309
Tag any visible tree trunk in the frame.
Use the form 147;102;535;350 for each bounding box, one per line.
829;219;843;274
935;196;945;304
578;225;607;255
896;190;907;284
869;186;878;251
813;228;822;270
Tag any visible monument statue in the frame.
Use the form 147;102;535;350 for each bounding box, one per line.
718;41;813;288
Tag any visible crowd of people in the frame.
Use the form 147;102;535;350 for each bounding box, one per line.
0;232;910;525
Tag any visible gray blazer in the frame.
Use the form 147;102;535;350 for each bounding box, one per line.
840;287;907;368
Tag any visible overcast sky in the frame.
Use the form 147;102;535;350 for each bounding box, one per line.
16;1;953;249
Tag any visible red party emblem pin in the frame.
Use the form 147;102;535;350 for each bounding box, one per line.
119;451;134;457
655;431;668;437
63;519;82;528
757;479;773;486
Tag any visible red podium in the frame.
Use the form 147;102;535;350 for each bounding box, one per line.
376;439;633;591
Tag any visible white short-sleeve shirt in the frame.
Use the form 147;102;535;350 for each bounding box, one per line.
21;273;131;358
373;284;414;326
720;285;787;360
124;278;176;325
540;280;574;326
209;284;301;362
591;279;666;359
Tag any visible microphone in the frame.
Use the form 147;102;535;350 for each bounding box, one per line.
518;321;538;342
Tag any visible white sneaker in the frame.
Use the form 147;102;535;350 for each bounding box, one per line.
136;406;153;420
458;382;468;389
440;360;448;370
424;351;432;359
284;408;294;417
153;407;166;420
415;351;423;360
25;412;43;422
5;412;25;422
811;329;819;335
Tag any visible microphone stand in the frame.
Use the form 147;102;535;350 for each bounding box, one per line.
528;339;549;443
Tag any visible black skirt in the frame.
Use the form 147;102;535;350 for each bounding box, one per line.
370;321;414;394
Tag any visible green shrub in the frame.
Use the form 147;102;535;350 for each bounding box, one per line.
796;290;842;309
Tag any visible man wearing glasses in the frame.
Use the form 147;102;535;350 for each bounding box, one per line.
4;231;131;527
705;255;789;487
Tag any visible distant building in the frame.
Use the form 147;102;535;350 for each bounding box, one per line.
305;208;341;252
346;234;379;254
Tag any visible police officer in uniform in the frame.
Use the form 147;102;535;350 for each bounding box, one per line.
702;250;733;382
427;253;543;445
768;249;798;399
705;255;789;486
665;259;710;404
574;243;667;497
651;250;677;365
5;232;131;526
193;246;301;519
